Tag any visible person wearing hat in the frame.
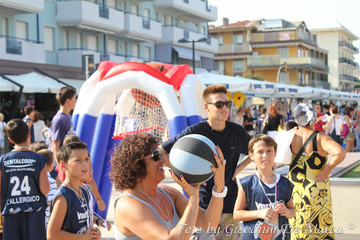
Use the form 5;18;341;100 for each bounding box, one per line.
288;103;346;240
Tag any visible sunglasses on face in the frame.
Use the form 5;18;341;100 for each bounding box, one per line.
207;101;232;109
142;149;162;162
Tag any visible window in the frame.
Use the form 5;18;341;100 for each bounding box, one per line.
77;33;83;48
108;39;117;54
2;18;9;35
200;26;206;34
44;27;54;51
144;46;151;60
120;42;127;55
233;34;243;44
16;21;28;39
63;30;69;49
218;35;223;45
166;16;172;25
108;0;116;8
87;35;98;50
278;47;289;58
233;60;246;72
218;61;225;75
131;4;138;14
132;44;139;57
144;8;150;18
279;72;289;84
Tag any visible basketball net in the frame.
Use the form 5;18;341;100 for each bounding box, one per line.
113;89;170;142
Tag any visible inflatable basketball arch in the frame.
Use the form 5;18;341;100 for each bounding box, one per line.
73;61;207;218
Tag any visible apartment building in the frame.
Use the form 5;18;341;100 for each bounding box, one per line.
0;0;218;79
208;18;257;76
306;18;359;91
210;18;330;89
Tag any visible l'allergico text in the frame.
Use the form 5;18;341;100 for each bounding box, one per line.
7;195;40;205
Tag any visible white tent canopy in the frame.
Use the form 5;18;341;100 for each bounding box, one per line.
1;72;83;93
196;71;358;102
0;76;18;92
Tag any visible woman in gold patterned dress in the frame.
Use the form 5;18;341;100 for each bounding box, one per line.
288;103;346;240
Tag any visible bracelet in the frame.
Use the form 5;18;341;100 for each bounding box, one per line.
212;186;228;198
95;218;100;226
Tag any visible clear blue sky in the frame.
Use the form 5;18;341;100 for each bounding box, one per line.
208;0;360;61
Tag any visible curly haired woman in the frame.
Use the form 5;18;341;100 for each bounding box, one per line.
110;133;226;240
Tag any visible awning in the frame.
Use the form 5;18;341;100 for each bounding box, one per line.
5;72;67;93
59;78;85;91
0;76;18;92
172;46;200;61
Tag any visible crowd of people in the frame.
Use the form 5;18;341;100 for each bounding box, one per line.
0;83;352;240
234;101;360;153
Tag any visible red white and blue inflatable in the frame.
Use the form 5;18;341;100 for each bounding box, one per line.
72;61;206;218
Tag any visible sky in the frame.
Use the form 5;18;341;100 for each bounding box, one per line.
208;0;360;61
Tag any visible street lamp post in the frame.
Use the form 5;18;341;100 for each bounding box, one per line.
178;37;208;74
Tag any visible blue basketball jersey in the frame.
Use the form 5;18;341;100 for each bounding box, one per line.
239;173;294;240
0;150;47;215
54;184;91;234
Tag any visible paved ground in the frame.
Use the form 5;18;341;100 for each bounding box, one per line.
99;153;360;239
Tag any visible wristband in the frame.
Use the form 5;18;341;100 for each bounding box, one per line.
212;186;228;198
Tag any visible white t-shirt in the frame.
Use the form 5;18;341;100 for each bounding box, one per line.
33;120;47;142
0;121;5;148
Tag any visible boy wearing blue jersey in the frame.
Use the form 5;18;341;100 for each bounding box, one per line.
234;134;295;240
0;119;50;240
47;142;101;239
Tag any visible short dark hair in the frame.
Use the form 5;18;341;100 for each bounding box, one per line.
202;84;227;103
57;141;87;164
56;87;76;106
24;106;34;115
37;149;54;166
30;142;49;152
261;107;267;114
63;134;81;146
5;119;29;144
248;134;277;153
110;133;159;190
284;121;298;131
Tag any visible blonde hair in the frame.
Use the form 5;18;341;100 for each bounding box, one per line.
0;113;3;122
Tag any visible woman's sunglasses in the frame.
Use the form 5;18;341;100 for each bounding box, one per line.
140;149;163;162
207;101;232;109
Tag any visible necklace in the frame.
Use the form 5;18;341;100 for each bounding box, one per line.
137;188;172;226
158;191;171;223
64;182;91;228
257;172;277;210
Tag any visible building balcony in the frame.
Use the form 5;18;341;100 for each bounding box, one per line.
247;55;328;71
0;0;44;14
158;25;218;53
308;79;331;89
58;48;125;68
56;0;124;34
251;31;317;46
218;43;252;54
0;35;45;64
340;74;359;83
339;41;359;54
118;12;162;41
153;0;217;22
339;57;359;68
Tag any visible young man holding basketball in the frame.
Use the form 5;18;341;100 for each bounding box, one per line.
161;84;252;239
